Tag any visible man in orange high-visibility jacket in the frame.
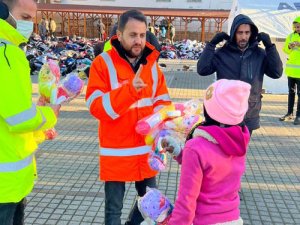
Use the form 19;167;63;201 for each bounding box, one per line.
86;10;171;225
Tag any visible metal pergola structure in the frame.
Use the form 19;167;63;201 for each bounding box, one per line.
36;3;229;42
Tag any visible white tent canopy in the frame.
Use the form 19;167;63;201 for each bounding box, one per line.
228;0;299;38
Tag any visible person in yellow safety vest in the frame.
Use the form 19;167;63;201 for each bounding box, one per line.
86;10;171;225
103;39;112;52
280;16;300;125
0;0;61;224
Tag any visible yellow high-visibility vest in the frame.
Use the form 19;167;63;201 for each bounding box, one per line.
0;19;57;203
103;40;112;52
283;17;300;78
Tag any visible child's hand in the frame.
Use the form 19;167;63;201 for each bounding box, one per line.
161;136;182;156
156;213;171;225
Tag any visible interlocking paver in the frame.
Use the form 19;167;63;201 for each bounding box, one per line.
25;60;300;224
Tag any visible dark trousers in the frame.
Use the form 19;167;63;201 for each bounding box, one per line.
105;177;156;225
249;129;253;137
287;77;300;116
0;198;26;225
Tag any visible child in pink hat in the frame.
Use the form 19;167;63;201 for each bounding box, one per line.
162;79;251;225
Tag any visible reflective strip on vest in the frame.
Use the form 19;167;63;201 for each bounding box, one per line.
99;54;161;114
151;62;158;98
101;52;118;90
0;39;11;45
0;154;33;172
103;93;120;119
5;104;37;126
100;145;151;156
153;93;171;104
35;108;46;130
130;98;153;109
86;90;105;109
286;64;300;69
153;105;164;112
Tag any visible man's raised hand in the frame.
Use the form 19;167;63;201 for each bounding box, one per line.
132;65;147;92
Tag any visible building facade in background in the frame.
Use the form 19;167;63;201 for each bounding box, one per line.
49;0;232;10
37;0;232;41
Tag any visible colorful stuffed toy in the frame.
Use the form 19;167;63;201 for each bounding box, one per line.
148;145;168;171
136;99;202;172
138;188;173;224
38;59;60;104
135;104;177;135
172;99;202;118
55;73;84;104
164;114;202;134
38;64;84;141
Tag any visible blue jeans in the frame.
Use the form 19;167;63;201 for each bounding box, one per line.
0;198;26;225
105;177;156;225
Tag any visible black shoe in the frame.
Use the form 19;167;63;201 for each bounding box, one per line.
294;116;300;125
279;113;294;121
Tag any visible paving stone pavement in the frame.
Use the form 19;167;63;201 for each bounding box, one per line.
26;61;300;225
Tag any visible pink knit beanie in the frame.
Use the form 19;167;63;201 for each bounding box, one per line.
204;79;251;125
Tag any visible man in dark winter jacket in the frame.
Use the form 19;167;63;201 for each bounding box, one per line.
197;14;283;134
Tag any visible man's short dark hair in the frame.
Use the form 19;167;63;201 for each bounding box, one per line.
118;9;147;32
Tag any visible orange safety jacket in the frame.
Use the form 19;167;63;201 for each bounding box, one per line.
86;37;171;181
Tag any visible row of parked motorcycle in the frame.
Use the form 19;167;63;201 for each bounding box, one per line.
160;39;206;60
26;36;96;78
26;36;205;78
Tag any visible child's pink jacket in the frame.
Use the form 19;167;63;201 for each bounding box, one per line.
168;125;250;225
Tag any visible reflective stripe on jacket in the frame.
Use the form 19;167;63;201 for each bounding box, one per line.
283;32;300;78
86;37;171;181
0;19;57;203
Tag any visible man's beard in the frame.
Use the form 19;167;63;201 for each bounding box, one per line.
237;41;248;50
124;45;142;58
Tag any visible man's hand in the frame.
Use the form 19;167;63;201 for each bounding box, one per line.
37;96;61;117
257;32;272;48
132;65;147;92
288;42;296;49
210;32;230;45
37;95;47;106
50;104;61;117
289;41;300;49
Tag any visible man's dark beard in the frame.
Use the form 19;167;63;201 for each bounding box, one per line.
124;49;136;58
238;41;248;50
122;45;142;58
